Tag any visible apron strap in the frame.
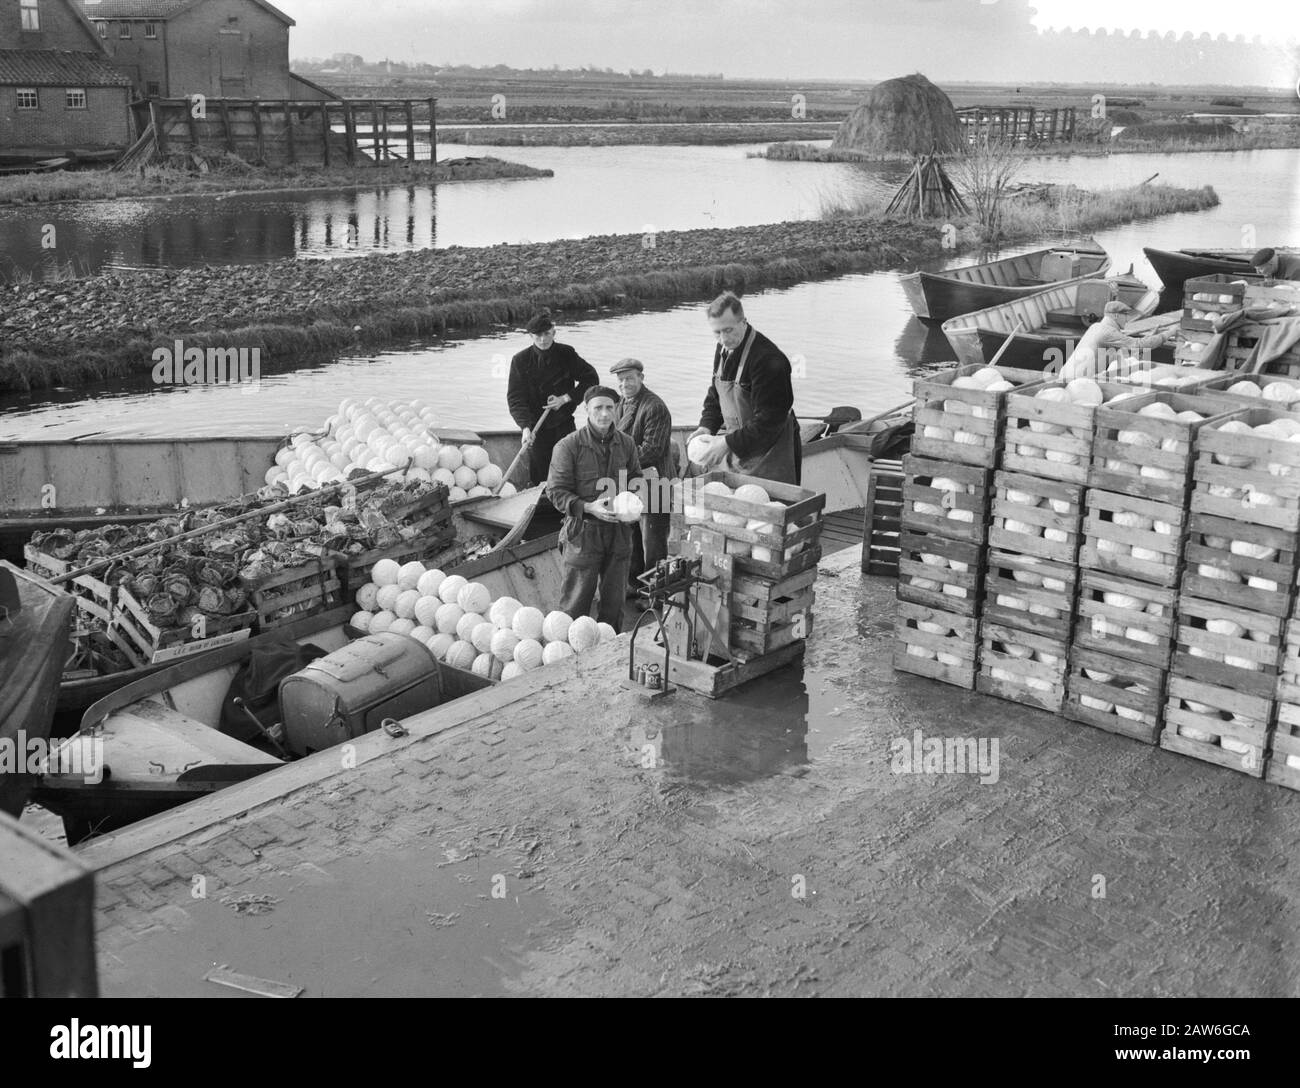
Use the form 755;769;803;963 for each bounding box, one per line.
732;326;756;384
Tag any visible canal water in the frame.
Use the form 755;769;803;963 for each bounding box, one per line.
1;146;1296;439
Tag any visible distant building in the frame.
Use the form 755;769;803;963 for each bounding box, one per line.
0;0;133;152
79;0;334;100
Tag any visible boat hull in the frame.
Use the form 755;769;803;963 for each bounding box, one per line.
1143;247;1263;300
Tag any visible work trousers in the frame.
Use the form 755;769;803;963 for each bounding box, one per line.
629;512;672;586
559;551;631;633
528;421;575;487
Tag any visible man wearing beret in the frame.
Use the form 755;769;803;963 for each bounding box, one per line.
1058;300;1171;382
546;385;644;632
611;358;674;593
1251;248;1300;283
508;309;600;486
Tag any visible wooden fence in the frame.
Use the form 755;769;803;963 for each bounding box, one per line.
126;98;439;168
957;107;1076;144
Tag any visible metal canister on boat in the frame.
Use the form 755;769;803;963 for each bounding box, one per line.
634;663;648;686
645;664;662;690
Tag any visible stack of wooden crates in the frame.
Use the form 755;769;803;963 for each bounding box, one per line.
1176;274;1247;366
892;352;1300;793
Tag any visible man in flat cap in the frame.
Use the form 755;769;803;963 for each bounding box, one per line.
507;309;599;487
1251;248;1300;284
611;358;674;594
546;385;644;632
1058;300;1171;382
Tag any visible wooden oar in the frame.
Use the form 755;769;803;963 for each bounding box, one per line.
495;406;552;495
48;468;393;586
986;318;1027;369
794;405;862;426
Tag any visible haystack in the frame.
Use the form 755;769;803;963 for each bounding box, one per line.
831;74;962;155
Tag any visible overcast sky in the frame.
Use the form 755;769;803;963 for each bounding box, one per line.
280;0;1298;84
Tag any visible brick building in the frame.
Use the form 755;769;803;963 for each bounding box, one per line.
79;0;333;100
0;0;133;153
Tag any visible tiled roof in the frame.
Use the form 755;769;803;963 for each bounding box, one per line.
78;0;294;23
79;0;191;17
0;49;134;86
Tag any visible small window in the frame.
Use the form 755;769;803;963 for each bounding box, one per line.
16;88;39;110
98;20;108;38
144;22;157;39
146;81;161;97
65;88;86;110
20;0;38;32
119;22;131;39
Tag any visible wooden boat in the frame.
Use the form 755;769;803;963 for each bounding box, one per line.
0;563;75;817
1142;247;1278;299
941;273;1162;370
900;241;1110;323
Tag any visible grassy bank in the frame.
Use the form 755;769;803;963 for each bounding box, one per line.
0;182;1219;394
0;156;551;207
441;122;840;147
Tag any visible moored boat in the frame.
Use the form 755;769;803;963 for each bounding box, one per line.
940;272;1162;370
900;242;1110;323
0;563;75;817
1142;247;1278;300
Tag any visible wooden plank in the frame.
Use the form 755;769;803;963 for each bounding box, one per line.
429;97;437;162
148;98;167;156
284;102;296;164
253;102;265;162
405;100;416;161
320;102;331;167
204;966;303;998
218;99;234;152
344;101;356;165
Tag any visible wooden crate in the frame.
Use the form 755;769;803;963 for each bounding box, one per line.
900;454;992;546
1173;329;1215;367
1184;273;1248;311
1079;490;1187;587
911;363;1047;467
988;470;1084;564
1190;407;1300;533
246;556;346;629
1181;512;1299;618
1090;391;1242;505
729;566;816;661
346;521;456;588
629;638;805;699
982;550;1076;640
1073;571;1176;670
676;470;825;580
862;459;904;576
894;599;978;690
1064;646;1166;745
1266;704;1300;792
1104;362;1235;393
1171;595;1284;700
1161;675;1270;778
1001;381;1131;485
897;530;983;618
976;622;1068;713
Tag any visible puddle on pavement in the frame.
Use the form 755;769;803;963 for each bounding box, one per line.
101;844;571;997
628;654;876;787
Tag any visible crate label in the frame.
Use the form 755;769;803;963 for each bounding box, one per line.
149;627;251;665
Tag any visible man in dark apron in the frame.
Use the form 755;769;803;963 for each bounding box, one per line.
688;292;801;484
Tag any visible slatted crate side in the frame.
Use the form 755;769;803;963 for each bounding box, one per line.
1073;570;1176;670
1064;645;1166;744
731;587;815;660
1265;716;1300;792
1090;393;1246;505
894;599;978;689
1181;513;1299;619
346;522;457;587
987;471;1084;564
1171;595;1285;699
1107;362;1234;394
1276;618;1300;705
684;470;825;530
1079;490;1187;587
1184;274;1248;310
862;464;904;576
976;621;1068;713
248;558;345;628
900;454;991;546
911;364;1046;467
897;530;984;617
981;550;1076;640
1161;674;1270;777
1000;381;1128;484
1190;409;1300;532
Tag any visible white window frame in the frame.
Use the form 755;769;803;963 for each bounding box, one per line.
16;88;39;110
119;21;131;39
98;20;108;38
65;88;87;110
20;0;39;32
144;22;158;39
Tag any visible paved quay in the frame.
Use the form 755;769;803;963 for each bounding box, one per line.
81;547;1300;997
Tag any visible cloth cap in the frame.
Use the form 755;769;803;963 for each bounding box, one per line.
525;311;555;335
1251;248;1276;266
610;358;644;375
584;385;619;406
1103;301;1132;315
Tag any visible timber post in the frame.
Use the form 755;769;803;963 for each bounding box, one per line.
218;99;234;153
405;100;416;162
321;102;332;167
344;102;357;165
253;102;265;162
148;98;167;156
429;97;437;163
284;101;296;164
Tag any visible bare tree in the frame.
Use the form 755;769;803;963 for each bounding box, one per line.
949;136;1026;242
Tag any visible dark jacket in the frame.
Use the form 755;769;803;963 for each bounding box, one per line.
546;423;643;567
698;325;794;460
507;343;599;432
615;384;674;478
